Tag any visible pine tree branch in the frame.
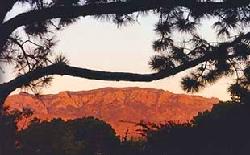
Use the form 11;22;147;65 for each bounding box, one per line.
0;0;249;104
0;0;16;23
0;48;247;105
0;0;248;51
1;30;249;103
0;31;249;103
2;50;243;104
3;0;246;30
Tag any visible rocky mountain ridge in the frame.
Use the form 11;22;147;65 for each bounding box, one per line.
4;87;219;137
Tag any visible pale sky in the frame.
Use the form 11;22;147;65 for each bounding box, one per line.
2;12;233;101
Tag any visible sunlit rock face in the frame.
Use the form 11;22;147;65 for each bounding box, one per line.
5;87;219;138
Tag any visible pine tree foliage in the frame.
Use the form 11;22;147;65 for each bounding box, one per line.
145;0;250;100
0;0;249;101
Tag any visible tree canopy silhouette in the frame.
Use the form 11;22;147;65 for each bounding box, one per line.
138;100;250;155
17;117;120;155
0;107;32;155
0;0;249;104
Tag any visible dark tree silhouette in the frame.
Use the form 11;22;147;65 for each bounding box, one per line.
0;108;32;155
17;117;120;155
2;100;249;155
0;0;249;104
137;100;250;155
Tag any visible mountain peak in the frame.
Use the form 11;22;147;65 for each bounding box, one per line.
58;91;71;97
5;87;219;137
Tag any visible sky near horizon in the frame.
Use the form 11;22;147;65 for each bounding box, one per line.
2;12;234;101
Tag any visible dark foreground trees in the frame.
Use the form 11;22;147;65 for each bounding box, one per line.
17;117;120;155
2;99;250;155
141;100;250;155
0;113;17;155
0;108;32;155
0;0;249;105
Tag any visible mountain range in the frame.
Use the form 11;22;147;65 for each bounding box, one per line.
4;87;219;137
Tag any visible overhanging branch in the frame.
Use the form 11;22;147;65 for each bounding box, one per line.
0;53;210;101
0;49;245;104
0;0;248;50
